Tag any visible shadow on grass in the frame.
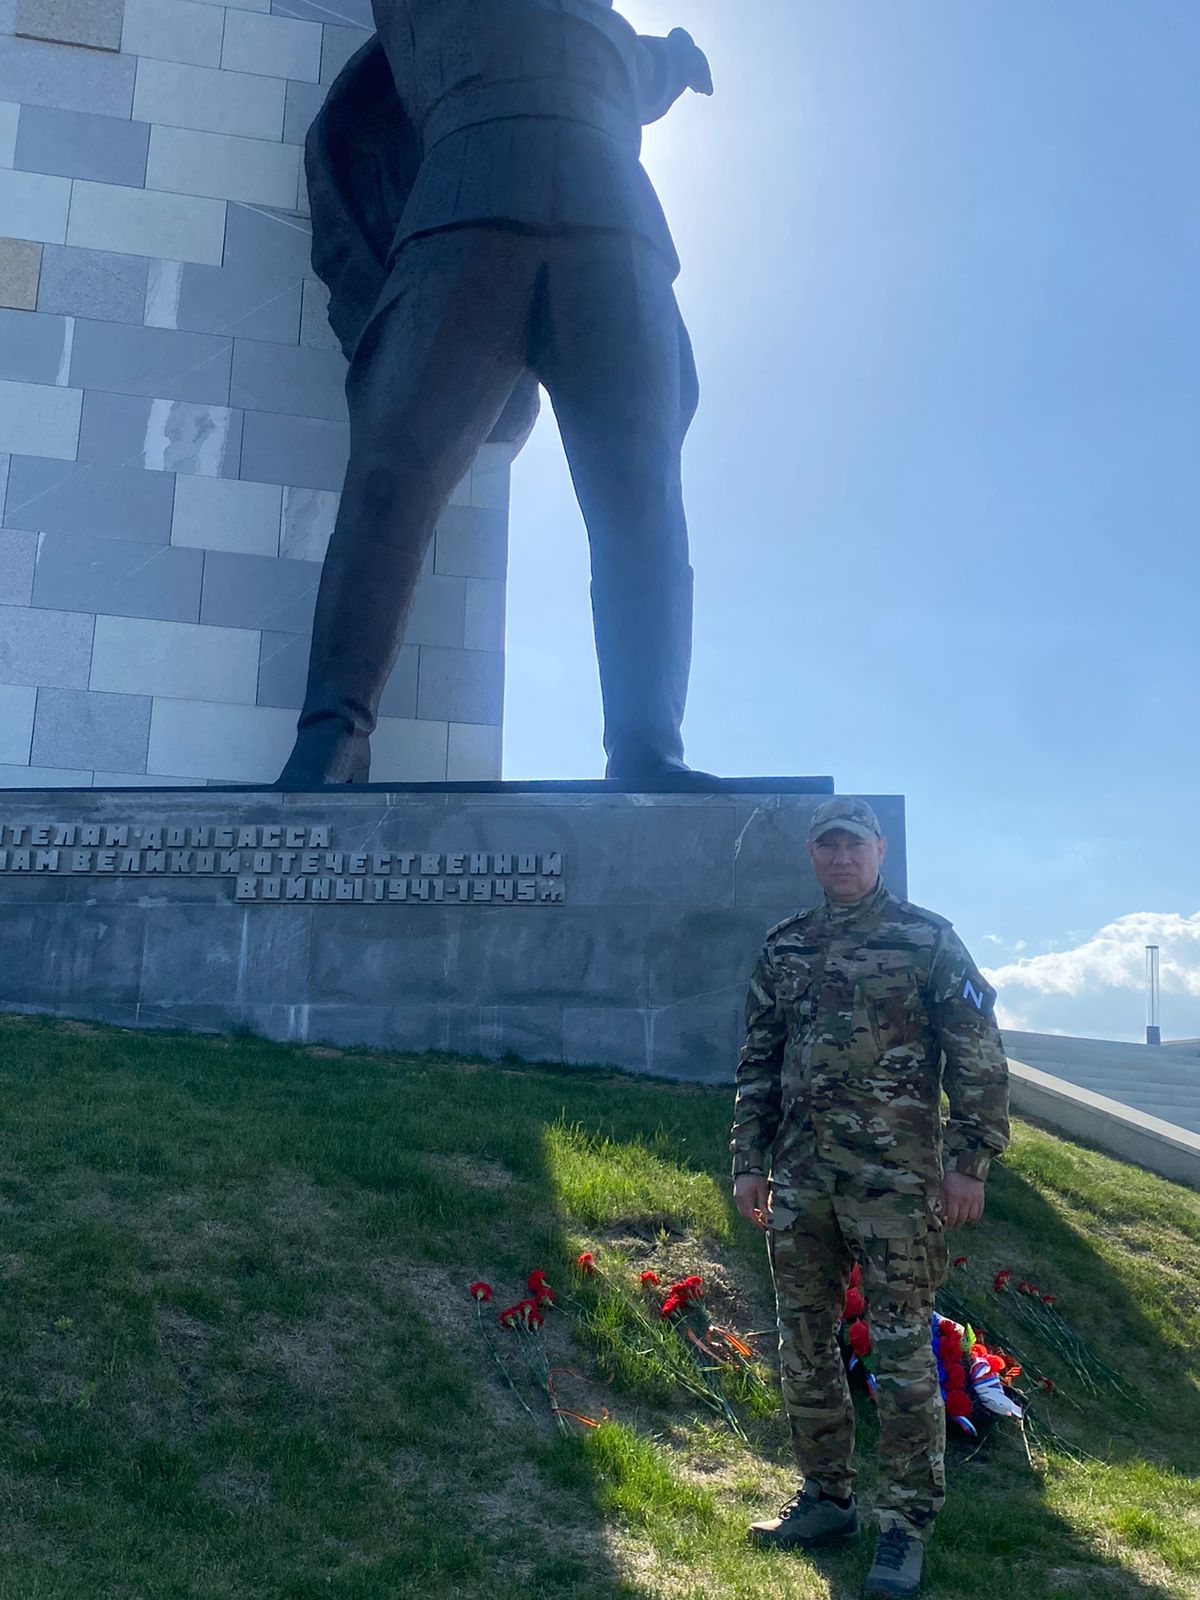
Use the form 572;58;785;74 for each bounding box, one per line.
0;1015;1195;1600
0;1019;641;1600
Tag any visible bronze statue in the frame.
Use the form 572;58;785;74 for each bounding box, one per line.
278;0;713;787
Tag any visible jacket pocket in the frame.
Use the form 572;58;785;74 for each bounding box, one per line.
856;968;925;1060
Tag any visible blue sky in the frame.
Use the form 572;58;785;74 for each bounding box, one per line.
501;0;1200;1040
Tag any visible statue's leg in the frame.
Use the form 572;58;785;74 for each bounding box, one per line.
278;229;532;787
534;233;694;781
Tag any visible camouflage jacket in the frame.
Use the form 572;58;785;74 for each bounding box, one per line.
729;880;1010;1197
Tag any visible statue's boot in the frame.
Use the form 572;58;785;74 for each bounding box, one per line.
578;428;702;787
592;558;716;786
604;749;719;786
277;526;433;787
277;716;370;787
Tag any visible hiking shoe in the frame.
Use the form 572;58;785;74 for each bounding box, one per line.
865;1528;924;1597
748;1483;859;1548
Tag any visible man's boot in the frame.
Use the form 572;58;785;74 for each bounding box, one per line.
748;1483;859;1549
865;1528;924;1598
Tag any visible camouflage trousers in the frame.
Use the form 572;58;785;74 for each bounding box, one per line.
766;1179;949;1538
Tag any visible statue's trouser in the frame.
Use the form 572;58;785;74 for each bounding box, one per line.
767;1180;948;1539
289;224;693;779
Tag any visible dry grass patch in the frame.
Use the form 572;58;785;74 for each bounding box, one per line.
439;1153;519;1191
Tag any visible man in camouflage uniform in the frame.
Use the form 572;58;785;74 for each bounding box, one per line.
730;797;1009;1598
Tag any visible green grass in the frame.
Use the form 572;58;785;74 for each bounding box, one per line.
0;1013;1197;1599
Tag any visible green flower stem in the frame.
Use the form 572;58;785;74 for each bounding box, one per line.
475;1301;537;1421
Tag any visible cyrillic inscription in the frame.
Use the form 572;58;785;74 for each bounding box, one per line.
0;823;566;905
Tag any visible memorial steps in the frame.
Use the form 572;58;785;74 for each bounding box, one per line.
1003;1030;1200;1137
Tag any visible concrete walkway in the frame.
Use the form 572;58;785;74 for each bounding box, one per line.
1003;1030;1200;1137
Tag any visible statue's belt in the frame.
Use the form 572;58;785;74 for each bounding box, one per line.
422;82;641;157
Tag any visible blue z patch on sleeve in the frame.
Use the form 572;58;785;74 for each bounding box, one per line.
963;978;985;1010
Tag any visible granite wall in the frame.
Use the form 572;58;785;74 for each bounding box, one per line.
0;786;907;1079
0;0;511;787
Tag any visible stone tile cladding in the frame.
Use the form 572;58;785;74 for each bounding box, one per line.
0;0;511;786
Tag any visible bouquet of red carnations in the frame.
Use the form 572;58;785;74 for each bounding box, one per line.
640;1268;775;1437
466;1248;774;1437
466;1268;603;1434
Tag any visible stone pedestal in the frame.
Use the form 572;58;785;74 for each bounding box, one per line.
0;780;906;1082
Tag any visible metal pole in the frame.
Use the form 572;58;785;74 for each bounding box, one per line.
1146;945;1161;1046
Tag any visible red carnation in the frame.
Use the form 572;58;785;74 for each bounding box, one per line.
970;1343;988;1360
1039;1377;1055;1393
576;1252;596;1274
640;1271;660;1285
848;1319;871;1357
843;1287;866;1320
1042;1293;1057;1305
527;1268;548;1291
660;1293;682;1318
994;1270;1012;1291
1017;1280;1029;1294
528;1308;545;1331
953;1256;969;1268
987;1354;1006;1374
535;1288;556;1307
498;1304;521;1327
468;1281;493;1302
945;1392;973;1418
684;1275;704;1290
849;1263;863;1289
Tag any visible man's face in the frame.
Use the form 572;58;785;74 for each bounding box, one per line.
806;828;887;903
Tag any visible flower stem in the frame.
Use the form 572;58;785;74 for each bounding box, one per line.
476;1303;537;1421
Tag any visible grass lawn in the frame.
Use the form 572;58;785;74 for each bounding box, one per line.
0;1012;1198;1600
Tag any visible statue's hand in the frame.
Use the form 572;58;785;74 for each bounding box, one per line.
668;27;713;96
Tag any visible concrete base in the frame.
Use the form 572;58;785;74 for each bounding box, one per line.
0;781;907;1082
1002;1030;1200;1137
1008;1057;1200;1191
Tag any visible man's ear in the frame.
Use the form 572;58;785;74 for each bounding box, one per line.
877;835;888;866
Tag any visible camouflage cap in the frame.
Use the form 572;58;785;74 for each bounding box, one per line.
807;796;883;842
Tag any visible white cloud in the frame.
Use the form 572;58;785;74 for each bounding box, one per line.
981;911;1200;1042
982;932;1003;945
983;912;1200;996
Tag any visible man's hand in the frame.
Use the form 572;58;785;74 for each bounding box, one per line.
667;28;714;95
941;1170;985;1229
734;1173;772;1231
